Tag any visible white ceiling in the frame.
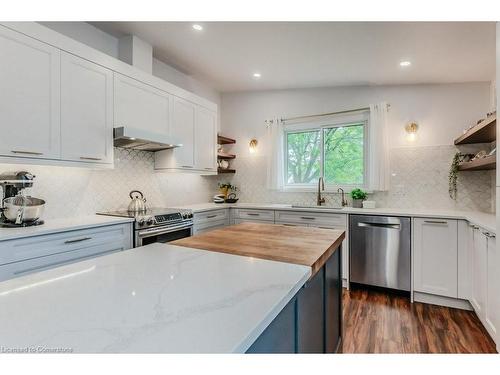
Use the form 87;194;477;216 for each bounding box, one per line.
92;22;495;93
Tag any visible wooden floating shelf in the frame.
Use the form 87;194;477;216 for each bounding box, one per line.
217;152;236;160
458;154;496;171
454;115;496;145
217;135;236;145
217;168;236;174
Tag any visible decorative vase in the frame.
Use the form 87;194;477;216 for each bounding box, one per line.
352;199;363;208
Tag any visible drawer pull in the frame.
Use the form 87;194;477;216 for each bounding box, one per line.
206;214;217;219
64;237;92;244
423;220;447;224
80;156;103;161
204;167;213;170
246;213;260;216
11;150;43;156
300;216;316;220
181;165;194;168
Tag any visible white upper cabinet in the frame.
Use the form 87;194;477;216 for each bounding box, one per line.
413;218;458;298
0;26;61;159
195;107;217;171
170;97;196;168
114;73;172;135
61;52;113;164
154;97;217;174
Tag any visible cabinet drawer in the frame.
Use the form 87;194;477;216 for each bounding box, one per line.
233;209;275;222
193;209;228;225
275;211;346;227
0;223;132;266
0;240;127;282
194;219;229;234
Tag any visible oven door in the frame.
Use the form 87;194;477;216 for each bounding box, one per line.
134;222;193;247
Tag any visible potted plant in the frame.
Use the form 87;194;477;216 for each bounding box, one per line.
218;183;237;199
350;188;367;208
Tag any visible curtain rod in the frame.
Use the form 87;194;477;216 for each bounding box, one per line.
270;103;390;125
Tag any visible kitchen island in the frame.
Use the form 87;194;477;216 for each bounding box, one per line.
173;223;345;353
0;224;344;353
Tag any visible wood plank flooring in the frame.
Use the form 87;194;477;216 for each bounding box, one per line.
341;287;497;353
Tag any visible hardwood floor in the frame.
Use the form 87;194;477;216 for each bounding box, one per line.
341;287;497;353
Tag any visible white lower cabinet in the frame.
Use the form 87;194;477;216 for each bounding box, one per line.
193;209;229;234
413;218;458;298
471;226;487;315
0;223;132;282
485;233;497;339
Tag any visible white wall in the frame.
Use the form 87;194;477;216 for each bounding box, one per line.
218;82;494;212
221;82;490;157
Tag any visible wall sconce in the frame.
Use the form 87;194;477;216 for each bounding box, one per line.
405;122;418;142
249;139;258;153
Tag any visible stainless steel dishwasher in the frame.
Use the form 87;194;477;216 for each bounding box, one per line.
349;215;411;291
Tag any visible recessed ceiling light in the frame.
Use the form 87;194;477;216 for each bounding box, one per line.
400;61;411;67
253;72;261;79
192;24;203;31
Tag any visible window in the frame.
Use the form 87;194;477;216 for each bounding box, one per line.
285;121;367;189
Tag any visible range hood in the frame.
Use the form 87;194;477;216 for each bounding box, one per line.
113;127;181;152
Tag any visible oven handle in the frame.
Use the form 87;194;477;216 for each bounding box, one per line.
137;222;193;237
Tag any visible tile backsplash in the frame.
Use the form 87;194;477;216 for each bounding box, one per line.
219;145;495;213
0;148;217;219
0;145;494;220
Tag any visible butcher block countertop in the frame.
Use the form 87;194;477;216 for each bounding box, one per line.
172;222;345;278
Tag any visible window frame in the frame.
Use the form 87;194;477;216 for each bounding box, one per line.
283;112;369;192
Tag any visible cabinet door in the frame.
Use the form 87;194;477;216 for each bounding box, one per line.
114;73;171;135
170;97;196;168
0;26;60;159
413;218;458;298
471;227;487;316
485;233;497;338
61;52;113;164
195;107;217;171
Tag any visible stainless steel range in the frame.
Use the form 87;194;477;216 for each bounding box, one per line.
98;208;194;247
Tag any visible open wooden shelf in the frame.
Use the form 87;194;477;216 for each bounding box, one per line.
217;152;236;160
217;168;236;174
454;115;496;145
458;154;496;171
217;135;236;145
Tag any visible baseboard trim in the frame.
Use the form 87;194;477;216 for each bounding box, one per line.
413;291;472;311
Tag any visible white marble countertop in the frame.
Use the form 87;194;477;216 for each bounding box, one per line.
178;202;496;233
0;215;134;242
0;243;310;353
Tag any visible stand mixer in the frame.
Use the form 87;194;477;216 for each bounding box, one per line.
0;171;45;227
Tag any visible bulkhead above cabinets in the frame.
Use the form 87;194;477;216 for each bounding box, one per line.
0;22;218;173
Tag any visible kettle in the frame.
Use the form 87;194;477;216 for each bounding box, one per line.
128;190;147;213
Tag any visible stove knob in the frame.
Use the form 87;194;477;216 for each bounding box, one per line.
138;219;145;227
146;218;154;226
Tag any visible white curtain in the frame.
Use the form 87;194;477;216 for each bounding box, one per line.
368;102;390;191
266;118;285;190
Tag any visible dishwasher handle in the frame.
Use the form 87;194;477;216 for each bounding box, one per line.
357;222;401;230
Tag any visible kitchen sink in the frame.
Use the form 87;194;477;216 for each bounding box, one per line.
291;205;345;210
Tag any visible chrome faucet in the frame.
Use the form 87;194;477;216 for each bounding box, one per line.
337;187;348;207
317;177;325;206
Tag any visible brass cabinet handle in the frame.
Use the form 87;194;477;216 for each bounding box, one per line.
246;213;260;216
206;214;217;219
300;216;316;220
11;150;43;156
